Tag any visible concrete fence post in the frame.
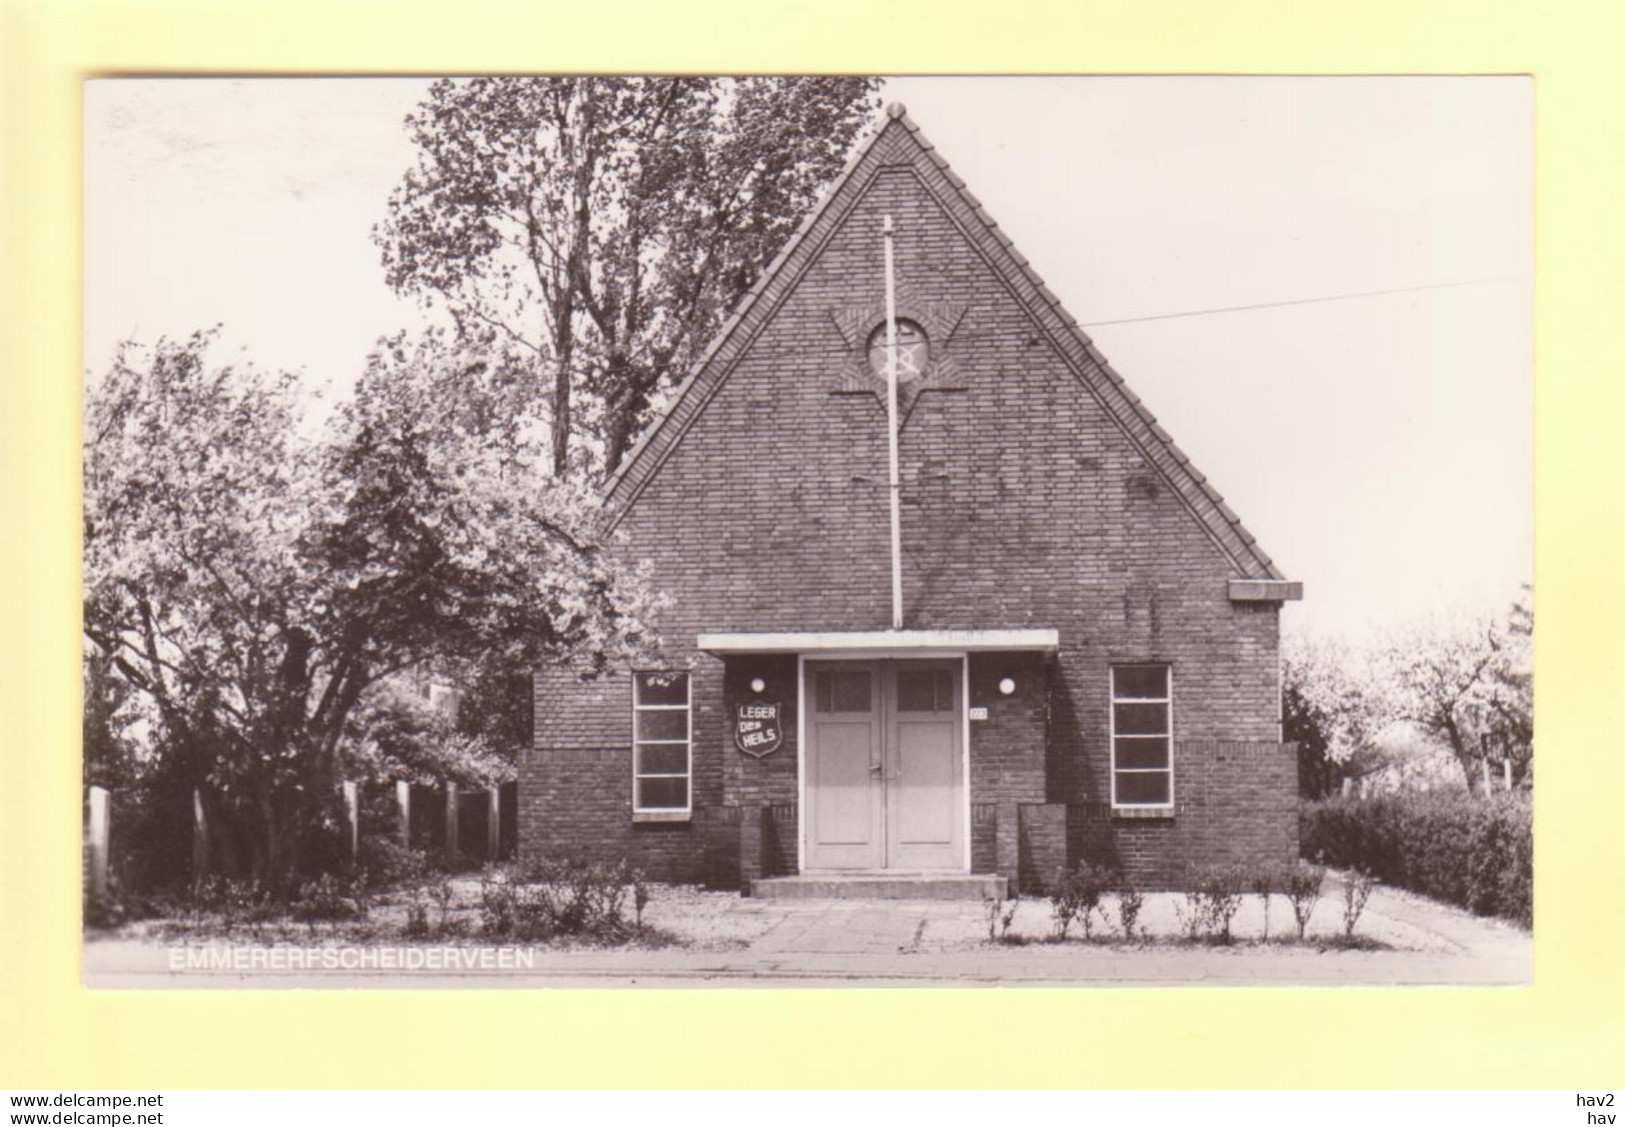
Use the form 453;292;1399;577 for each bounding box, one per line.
739;805;764;893
396;780;411;849
192;787;210;887
86;785;110;901
1341;777;1353;798
1481;758;1492;795
995;801;1020;898
444;781;459;863
341;780;359;866
487;787;501;860
1503;759;1513;792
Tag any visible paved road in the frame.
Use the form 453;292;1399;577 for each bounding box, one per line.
83;875;1530;988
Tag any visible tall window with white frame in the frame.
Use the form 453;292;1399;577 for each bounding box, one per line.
633;671;691;816
1110;664;1173;809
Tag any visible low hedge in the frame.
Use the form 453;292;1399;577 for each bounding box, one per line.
1300;791;1532;927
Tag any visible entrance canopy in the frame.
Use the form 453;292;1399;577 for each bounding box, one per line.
696;628;1059;657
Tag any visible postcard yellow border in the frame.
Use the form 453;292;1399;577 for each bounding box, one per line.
3;0;1622;1090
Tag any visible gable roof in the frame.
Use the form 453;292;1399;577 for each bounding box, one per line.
604;103;1287;582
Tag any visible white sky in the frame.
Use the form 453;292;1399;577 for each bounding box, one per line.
83;76;1533;641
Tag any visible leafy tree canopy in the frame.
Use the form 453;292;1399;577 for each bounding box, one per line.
1288;589;1533;797
1283;634;1381;799
83;330;659;886
1375;589;1533;791
376;76;883;477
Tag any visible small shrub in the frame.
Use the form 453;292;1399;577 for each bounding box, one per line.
632;871;649;930
1174;890;1205;941
291;873;368;925
1187;865;1246;943
1283;862;1326;942
1048;870;1078;939
478;866;519;937
508;881;557;943
1111;883;1145;942
358;838;432;890
1050;861;1114;940
1341;868;1378;938
427;874;460;935
984;895;1018;943
1251;867;1277;942
478;857;644;944
403;892;431;939
189;876;278;936
84;887;129;930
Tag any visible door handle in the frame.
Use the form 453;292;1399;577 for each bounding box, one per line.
869;762;883;776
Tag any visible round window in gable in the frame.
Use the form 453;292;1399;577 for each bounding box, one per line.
866;319;929;381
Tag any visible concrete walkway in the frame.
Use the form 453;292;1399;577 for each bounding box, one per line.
83;874;1530;988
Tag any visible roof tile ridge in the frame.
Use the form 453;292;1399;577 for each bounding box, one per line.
906;118;1285;580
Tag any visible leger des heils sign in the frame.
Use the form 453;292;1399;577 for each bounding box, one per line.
734;701;783;758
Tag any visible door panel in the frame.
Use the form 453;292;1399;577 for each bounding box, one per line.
893;721;958;843
885;661;964;870
812;723;878;844
804;662;884;870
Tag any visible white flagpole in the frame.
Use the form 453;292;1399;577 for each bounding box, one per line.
883;215;903;630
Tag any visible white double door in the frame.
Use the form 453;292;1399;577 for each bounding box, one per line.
803;659;965;872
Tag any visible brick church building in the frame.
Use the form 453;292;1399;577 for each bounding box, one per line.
521;104;1302;896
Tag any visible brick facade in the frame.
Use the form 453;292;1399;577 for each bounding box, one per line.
520;106;1299;893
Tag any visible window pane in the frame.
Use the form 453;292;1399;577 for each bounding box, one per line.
1116;770;1170;805
895;670;935;712
816;670;872;712
1114;736;1170;770
636;777;689;810
896;669;953;711
1113;701;1168;736
635;672;688;706
635;744;687;776
634;708;688;742
867;319;930;379
835;671;873;711
1113;665;1168;699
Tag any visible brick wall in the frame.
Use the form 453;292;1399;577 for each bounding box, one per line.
970;803;999;875
1018;804;1068;895
721;655;800;811
520;114;1294;888
967;653;1047;804
1067;740;1299;888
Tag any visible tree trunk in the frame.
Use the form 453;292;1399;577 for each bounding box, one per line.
1441;714;1479;793
601;354;660;474
551;334;572;476
603;384;638;475
550;81;598;478
199;787;243;879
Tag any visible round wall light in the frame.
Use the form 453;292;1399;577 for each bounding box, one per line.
998;677;1017;696
750;677;766;694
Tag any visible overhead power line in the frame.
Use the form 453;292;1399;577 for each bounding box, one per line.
1077;275;1528;328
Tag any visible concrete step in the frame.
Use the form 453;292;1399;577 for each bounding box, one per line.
749;873;1008;901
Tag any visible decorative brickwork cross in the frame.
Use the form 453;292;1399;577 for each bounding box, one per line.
827;285;969;425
